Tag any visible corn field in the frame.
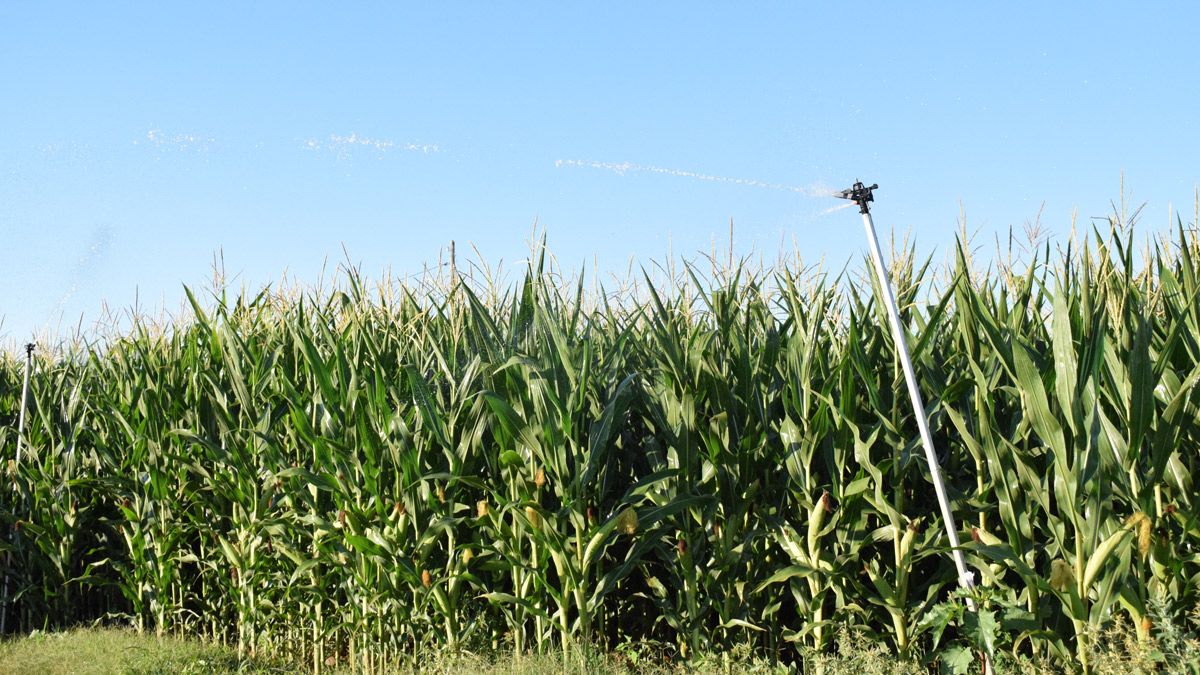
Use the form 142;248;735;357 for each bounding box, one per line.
2;223;1200;672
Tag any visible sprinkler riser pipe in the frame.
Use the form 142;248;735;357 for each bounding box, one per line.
852;199;992;675
2;343;33;636
15;344;33;466
858;210;975;589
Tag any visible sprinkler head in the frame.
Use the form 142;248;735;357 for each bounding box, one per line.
836;181;878;214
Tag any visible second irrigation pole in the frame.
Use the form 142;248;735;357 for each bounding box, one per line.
2;342;35;636
837;182;992;674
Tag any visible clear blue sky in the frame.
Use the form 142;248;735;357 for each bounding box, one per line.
2;3;1197;345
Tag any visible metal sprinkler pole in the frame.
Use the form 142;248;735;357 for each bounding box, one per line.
15;343;34;466
2;342;34;635
837;183;992;674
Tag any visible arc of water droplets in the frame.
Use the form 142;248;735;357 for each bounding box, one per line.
556;159;836;197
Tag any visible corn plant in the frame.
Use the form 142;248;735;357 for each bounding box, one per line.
2;219;1198;674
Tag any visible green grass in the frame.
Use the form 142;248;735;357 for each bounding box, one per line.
3;620;1199;674
0;627;788;674
0;627;285;675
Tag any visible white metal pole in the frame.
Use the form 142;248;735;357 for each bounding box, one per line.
15;343;33;466
847;185;992;674
858;210;976;592
2;343;33;636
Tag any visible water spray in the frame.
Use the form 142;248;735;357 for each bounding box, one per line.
837;183;992;674
1;342;34;635
556;159;833;197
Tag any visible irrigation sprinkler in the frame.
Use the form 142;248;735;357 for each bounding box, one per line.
1;342;34;635
837;183;992;673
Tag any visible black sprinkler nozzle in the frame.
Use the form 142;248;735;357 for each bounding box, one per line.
837;181;878;214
